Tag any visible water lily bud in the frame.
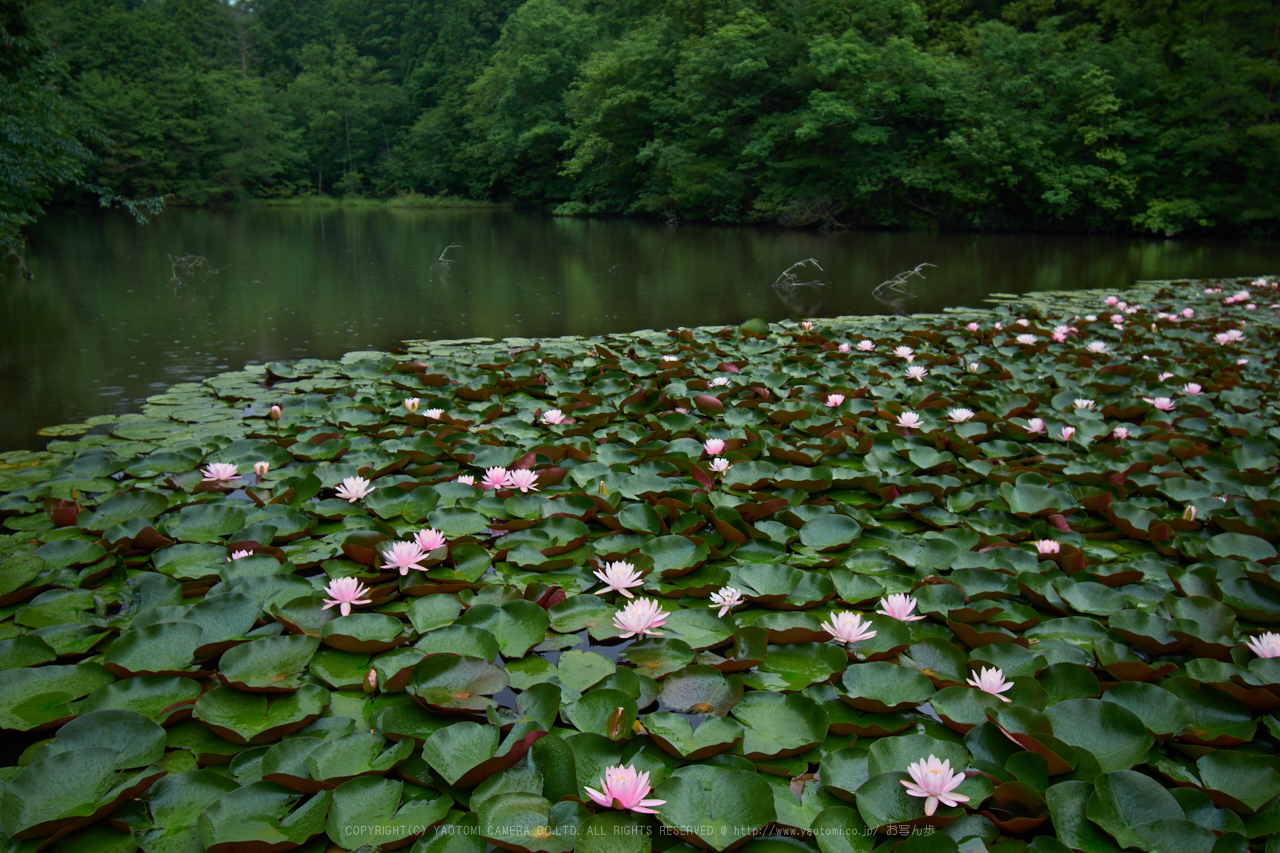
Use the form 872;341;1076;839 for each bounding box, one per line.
253;461;270;478
269;405;282;421
1183;505;1197;522
598;480;608;496
363;668;378;693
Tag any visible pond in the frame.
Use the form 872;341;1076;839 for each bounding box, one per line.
3;206;1278;451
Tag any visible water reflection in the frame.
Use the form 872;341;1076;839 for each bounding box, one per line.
3;206;1277;451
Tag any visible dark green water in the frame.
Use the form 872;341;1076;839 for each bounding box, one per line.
3;206;1278;451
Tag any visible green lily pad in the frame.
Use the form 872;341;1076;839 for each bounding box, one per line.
326;776;452;850
192;684;330;744
653;766;776;852
408;655;510;713
840;662;935;713
197;781;331;853
730;691;828;759
218;634;320;691
643;712;745;760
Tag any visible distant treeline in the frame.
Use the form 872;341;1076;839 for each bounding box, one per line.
43;0;1280;235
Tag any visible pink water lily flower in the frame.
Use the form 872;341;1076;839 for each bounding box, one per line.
902;755;970;816
382;541;428;576
1214;330;1244;345
838;342;852;353
456;475;475;485
404;398;420;414
948;408;975;423
1034;540;1060;555
711;586;743;617
896;411;921;429
703;438;726;455
1085;342;1108;354
1144;397;1175;411
1055;426;1076;441
857;340;876;351
826;393;846;407
541;409;567;425
905;365;928;381
801;321;814;332
201;463;242;483
1112;426;1130;439
1073;399;1095;410
613;598;667;638
965;322;980;331
509;469;540;493
1026;418;1045;434
821;611;877;645
227;550;252;561
876;593;925;622
893;345;915;361
1182;383;1203;395
585;765;666;815
1105;296;1119;306
414;528;447;553
593;561;645;598
424;408;444;420
966;666;1014;702
710;457;731;474
322;577;373;617
709;377;731;387
1182;308;1195;318
1246;632;1280;658
481;467;514;491
335;476;373;502
1015;334;1037;345
968;362;981;373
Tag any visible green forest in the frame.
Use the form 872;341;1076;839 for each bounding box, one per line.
6;0;1280;242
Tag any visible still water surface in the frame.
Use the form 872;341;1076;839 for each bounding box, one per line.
3;206;1278;451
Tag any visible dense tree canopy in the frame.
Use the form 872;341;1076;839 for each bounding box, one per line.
26;0;1280;234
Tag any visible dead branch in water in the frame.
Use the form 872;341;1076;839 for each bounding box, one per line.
432;243;461;271
872;263;934;301
772;258;826;289
169;254;220;284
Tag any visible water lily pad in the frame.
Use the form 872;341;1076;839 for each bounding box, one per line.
653;766;775;851
80;675;203;725
219;634;320;691
457;600;551;658
730;691;828;759
0;662;115;730
1085;770;1184;850
325;776;452;850
408;655;510;713
658;666;743;716
840;662;934;713
644;712;744;760
103;621;205;677
197;781;331;853
478;793;584;853
321;613;406;653
193;684;330;744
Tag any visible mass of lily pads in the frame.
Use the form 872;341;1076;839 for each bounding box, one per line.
2;277;1279;853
